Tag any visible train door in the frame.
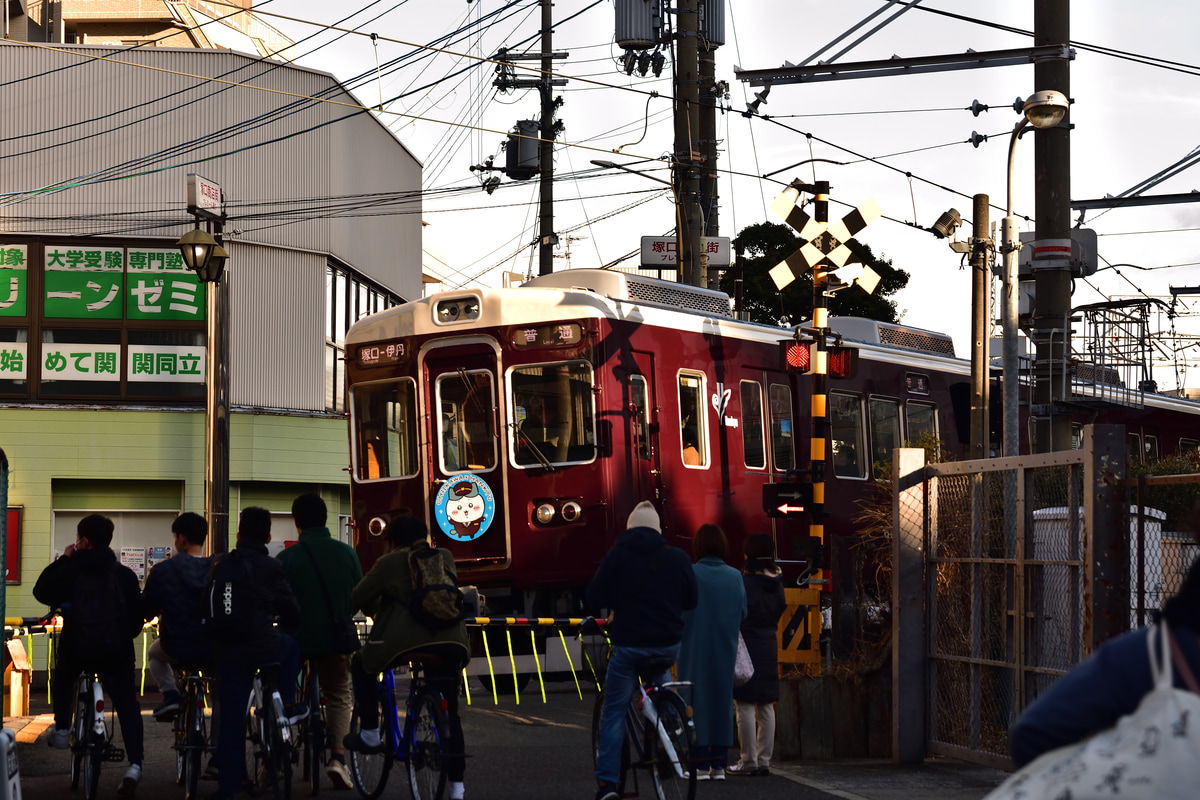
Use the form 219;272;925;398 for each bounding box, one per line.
422;338;510;568
630;351;660;506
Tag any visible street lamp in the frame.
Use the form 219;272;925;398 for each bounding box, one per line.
177;227;228;283
1000;89;1068;456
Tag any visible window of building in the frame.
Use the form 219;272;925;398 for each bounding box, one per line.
830;391;866;479
350;378;419;480
325;263;400;413
679;372;708;468
741;380;766;469
768;383;793;472
869;397;901;476
509;361;597;467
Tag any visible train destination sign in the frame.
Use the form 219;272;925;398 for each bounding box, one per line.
512;323;582;348
356;340;409;368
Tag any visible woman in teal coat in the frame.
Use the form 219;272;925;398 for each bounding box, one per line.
678;524;747;780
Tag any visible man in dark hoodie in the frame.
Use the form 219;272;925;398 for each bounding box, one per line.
586;501;698;800
142;511;212;719
34;514;146;797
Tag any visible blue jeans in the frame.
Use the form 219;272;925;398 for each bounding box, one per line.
595;643;680;786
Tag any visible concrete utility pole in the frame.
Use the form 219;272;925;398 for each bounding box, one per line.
674;0;704;287
1032;0;1072;452
969;193;990;460
538;0;555;276
699;47;719;289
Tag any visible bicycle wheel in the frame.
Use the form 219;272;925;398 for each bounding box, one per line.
184;693;205;800
272;708;294;800
71;680;89;790
347;697;391;799
652;691;697;800
591;692;631;793
243;695;260;794
83;733;103;800
406;691;448;800
303;673;326;796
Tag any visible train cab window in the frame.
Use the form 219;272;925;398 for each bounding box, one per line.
679;372;708;468
1128;433;1142;464
830;392;866;479
768;383;794;472
631;376;650;461
869;398;901;476
350;378;419;480
437;369;497;472
741;381;766;469
907;402;937;443
508;360;597;467
1145;435;1159;462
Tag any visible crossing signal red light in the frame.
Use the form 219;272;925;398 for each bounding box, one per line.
828;346;858;379
781;341;811;373
780;341;858;379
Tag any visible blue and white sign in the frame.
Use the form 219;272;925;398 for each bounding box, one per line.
433;473;496;542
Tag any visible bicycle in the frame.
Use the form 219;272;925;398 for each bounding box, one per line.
243;663;295;800
171;665;213;800
346;653;452;800
69;669;124;800
296;660;329;796
591;652;697;800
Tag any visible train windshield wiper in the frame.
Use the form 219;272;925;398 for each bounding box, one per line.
513;422;556;472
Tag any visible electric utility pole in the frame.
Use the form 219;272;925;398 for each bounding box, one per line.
674;0;704;287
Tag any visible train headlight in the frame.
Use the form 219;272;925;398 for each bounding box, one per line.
367;517;388;537
561;501;582;523
535;504;556;524
435;297;481;324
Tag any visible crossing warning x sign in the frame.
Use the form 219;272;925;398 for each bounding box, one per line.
768;189;881;291
777;586;822;664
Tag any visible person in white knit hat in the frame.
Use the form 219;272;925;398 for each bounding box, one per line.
586;501;698;800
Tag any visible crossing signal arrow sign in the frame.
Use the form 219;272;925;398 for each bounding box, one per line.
762;482;813;517
768;188;881;292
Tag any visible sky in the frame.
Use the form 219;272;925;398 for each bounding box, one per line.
262;0;1200;391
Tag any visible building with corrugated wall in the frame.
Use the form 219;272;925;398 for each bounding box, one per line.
0;42;423;620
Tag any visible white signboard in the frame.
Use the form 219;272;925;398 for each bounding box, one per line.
127;345;206;383
120;546;147;580
41;343;122;381
0;342;26;379
186;173;223;220
640;236;731;268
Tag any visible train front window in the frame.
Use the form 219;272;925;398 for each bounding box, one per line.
830;392;866;479
509;360;596;467
350;378;418;481
437;369;497;472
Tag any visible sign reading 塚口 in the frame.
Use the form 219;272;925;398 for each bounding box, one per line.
640;236;731;268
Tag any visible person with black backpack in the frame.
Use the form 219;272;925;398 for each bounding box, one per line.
208;506;304;800
33;514;146;797
343;514;470;800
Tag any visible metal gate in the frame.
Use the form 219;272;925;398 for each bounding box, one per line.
892;425;1129;767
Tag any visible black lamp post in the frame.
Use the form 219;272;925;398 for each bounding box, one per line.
176;219;230;554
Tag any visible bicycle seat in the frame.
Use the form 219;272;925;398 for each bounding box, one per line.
636;657;675;676
403;652;444;668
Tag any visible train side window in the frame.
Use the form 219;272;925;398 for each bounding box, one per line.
1145;435;1159;462
509;360;597;467
741;380;766;469
869;397;901;476
1182;438;1200;455
631;376;651;461
830;392;866;479
1128;433;1142;465
907;401;938;443
679;372;708;467
437;370;497;472
350;378;419;481
769;383;794;472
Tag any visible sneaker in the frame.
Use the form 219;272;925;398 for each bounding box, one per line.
594;782;620;800
449;781;465;800
117;763;142;797
712;768;726;781
696;770;712;782
284;702;310;726
342;731;386;754
47;727;70;750
327;758;352;790
727;761;756;775
153;691;181;721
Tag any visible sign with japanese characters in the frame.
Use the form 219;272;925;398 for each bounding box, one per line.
639;236;731;268
41;343;121;381
127;249;205;321
43;246;124;319
0;342;26;379
127;345;205;383
0;245;28;317
512;323;582;348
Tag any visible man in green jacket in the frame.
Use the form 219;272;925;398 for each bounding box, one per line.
344;514;470;800
277;493;363;790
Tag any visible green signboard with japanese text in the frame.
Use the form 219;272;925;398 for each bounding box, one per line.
0;245;28;317
43;246;124;319
127;249;205;321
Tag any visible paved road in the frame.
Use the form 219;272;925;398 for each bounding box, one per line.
10;680;1007;800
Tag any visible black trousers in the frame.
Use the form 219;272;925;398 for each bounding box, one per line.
52;655;144;766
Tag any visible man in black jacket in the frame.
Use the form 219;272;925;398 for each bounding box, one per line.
211;506;303;800
34;514;146;797
142;511;212;719
586;501;698;800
